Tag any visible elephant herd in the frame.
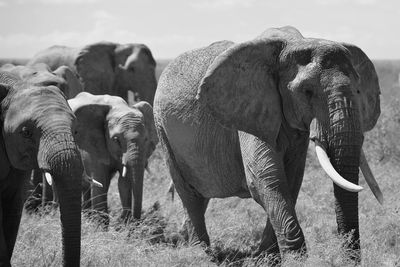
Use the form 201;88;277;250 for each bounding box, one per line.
0;26;384;266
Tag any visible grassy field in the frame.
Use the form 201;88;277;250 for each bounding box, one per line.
10;59;400;266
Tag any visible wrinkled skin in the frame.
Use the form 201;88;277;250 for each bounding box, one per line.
0;63;82;99
154;26;380;262
28;42;158;105
68;92;158;223
0;71;83;266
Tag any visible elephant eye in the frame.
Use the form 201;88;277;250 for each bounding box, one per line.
21;126;33;138
112;136;121;145
303;87;313;100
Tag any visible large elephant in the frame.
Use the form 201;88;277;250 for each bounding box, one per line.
153;26;382;262
28;42;157;105
68;92;158;223
0;71;83;266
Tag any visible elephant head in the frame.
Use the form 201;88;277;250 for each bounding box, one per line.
75;42;157;104
0;63;82;99
0;71;83;266
68;92;158;221
197;26;381;258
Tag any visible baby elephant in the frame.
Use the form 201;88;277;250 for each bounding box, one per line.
68;92;158;223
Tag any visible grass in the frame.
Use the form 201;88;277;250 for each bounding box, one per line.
10;59;400;266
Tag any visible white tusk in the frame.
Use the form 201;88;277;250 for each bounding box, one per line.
121;165;127;178
83;172;103;188
315;143;363;192
90;179;103;188
359;149;383;205
45;172;53;186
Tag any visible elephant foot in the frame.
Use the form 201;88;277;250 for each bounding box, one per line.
179;219;210;247
118;210;133;224
341;233;361;264
252;243;281;260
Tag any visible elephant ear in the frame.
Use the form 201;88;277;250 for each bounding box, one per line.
131;44;156;68
115;44;156;69
197;39;283;145
53;65;82;98
68;93;111;164
342;43;381;132
75;42;117;94
0;73;17;180
132;101;158;156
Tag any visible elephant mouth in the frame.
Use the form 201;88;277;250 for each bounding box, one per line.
311;139;383;204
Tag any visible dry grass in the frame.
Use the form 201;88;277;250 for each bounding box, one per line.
11;60;400;266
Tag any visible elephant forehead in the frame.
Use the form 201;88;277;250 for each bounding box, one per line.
4;87;73;128
27;72;65;86
282;38;349;63
107;109;144;128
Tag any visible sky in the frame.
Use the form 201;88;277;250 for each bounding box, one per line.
0;0;399;60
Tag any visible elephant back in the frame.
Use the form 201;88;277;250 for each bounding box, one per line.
28;45;79;72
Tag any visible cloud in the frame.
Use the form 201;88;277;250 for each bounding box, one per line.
0;1;7;6
190;0;258;9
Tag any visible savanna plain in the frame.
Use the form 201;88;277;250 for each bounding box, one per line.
9;59;400;266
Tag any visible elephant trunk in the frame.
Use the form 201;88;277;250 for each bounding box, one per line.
130;159;144;219
315;90;363;260
38;129;83;267
126;142;144;220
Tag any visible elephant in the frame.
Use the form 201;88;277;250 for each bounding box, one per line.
68;92;158;223
27;41;158;105
153;26;382;262
0;63;84;210
0;71;83;266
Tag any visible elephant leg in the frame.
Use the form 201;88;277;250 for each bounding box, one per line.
284;136;309;205
81;181;92;210
180;193;210;246
51;183;59;204
0;171;27;265
0;197;10;266
118;172;132;223
90;164;111;226
247;180;279;257
41;171;54;204
24;170;43;212
254;138;309;260
240;135;306;257
167;157;210;246
254;219;280;256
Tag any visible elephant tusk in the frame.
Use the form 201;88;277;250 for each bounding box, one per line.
83;172;103;188
45;172;53;186
359;149;384;204
121;165;127;178
315;143;363;192
91;179;103;188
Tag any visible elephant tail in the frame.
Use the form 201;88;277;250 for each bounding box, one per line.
156;125;178;200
